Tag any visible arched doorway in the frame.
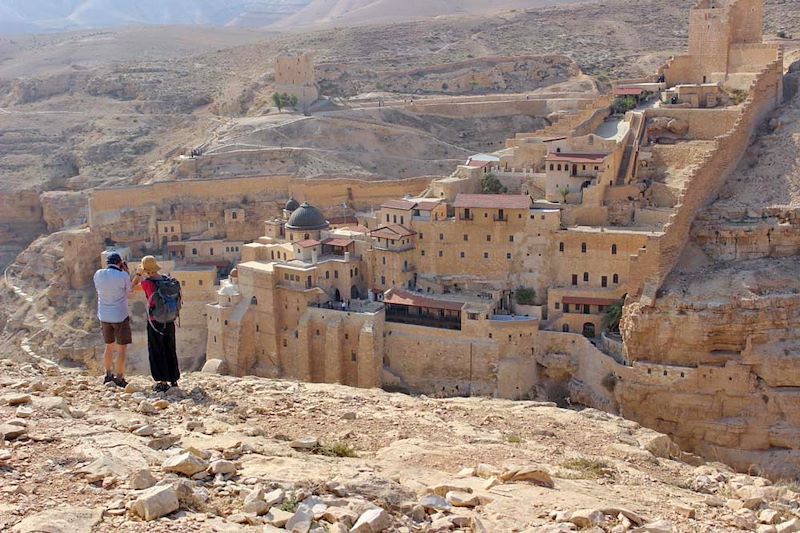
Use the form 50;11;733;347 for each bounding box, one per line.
350;286;359;300
582;322;596;338
333;288;341;302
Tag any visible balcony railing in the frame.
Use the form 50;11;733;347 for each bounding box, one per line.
493;215;508;222
386;311;461;330
458;214;474;221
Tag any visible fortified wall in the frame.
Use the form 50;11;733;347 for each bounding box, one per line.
626;47;783;303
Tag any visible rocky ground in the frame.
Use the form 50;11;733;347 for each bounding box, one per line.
2;356;800;533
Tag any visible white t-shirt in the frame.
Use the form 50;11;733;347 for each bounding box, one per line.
94;266;132;323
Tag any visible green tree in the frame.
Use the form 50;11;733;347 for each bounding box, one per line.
612;96;637;114
289;94;299;109
272;92;285;111
602;301;624;333
515;288;536;305
481;173;507;194
558;186;570;203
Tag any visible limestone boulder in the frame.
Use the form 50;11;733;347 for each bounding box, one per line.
129;468;157;490
162;452;208;476
131;485;180;521
11;506;103;533
445;491;481;508
285;507;314;533
351;508;391;533
570;509;604;528
201;358;227;374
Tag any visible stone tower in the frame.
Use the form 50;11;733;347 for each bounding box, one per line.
274;53;319;108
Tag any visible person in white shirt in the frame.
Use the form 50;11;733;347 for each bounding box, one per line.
93;253;142;387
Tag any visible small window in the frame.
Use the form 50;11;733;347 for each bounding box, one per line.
232;212;237;219
613;273;619;284
326;271;330;279
181;280;186;286
557;164;562;171
486;235;491;242
381;276;386;285
463;234;468;241
581;242;587;253
224;320;228;325
559;242;564;252
344;333;349;340
460;252;465;258
419;233;423;240
334;271;339;279
393;215;397;223
612;244;618;255
583;305;590;315
483;252;489;259
421;250;426;256
438;250;443;257
439;233;444;240
583;272;589;282
386;214;390;222
382;257;386;265
192;248;197;255
509;235;514;243
572;274;578;286
564;303;570;313
549;164;554;171
282;339;287;347
602;276;608;288
506;253;512;260
351;352;357;362
555;302;560;310
562;324;570;332
199;279;204;286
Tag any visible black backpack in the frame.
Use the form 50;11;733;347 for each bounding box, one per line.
147;276;182;329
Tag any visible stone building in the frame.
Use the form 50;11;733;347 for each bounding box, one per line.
274;53;319;108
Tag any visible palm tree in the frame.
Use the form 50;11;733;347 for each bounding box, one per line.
602;301;623;333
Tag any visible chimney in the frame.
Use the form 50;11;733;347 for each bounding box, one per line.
344;251;351;262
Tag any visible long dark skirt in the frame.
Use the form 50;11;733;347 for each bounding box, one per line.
147;320;180;383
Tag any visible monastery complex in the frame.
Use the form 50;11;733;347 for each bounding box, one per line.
45;0;798;477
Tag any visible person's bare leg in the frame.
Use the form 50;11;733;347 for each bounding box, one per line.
115;343;128;379
103;343;114;375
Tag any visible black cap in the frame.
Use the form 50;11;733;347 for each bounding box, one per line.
106;253;122;265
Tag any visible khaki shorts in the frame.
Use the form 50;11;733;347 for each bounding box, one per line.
101;317;132;345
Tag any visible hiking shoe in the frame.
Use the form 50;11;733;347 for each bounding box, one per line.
153;382;169;393
103;373;115;384
113;376;128;388
169;382;179;389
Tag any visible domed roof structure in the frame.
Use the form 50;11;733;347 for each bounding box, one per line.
285;197;300;212
285;202;328;230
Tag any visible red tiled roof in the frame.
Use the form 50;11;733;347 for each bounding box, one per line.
614;87;644;96
453;194;531;210
369;224;416;240
545;153;607;164
381;199;416;210
563;296;620;306
384;289;464;312
296;239;321;248
322;238;354;248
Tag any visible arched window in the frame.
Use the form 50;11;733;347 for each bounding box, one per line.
611;244;618;255
613;273;619;284
562;324;570;332
557;164;562;171
581;242;587;253
583;272;589;282
251;296;258;305
304;233;310;240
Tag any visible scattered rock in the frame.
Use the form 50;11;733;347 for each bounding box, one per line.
129;468;157;490
634;519;674;532
351;508;391;533
244;485;269;515
759;509;781;525
4;394;32;406
131;485;180;521
148;434;181;450
15;406;33;418
11;506;103;533
138;401;158;415
210;459;237;475
776;518;800;533
445;491;481;508
285;507;314;533
290;436;319;450
162;452;208;477
419;494;451;512
265;507;294;527
570;509;604;528
133;425;156;437
501;465;555;488
201;359;227;374
0;423;27;440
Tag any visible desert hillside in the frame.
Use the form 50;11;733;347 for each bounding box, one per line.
2;357;800;532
